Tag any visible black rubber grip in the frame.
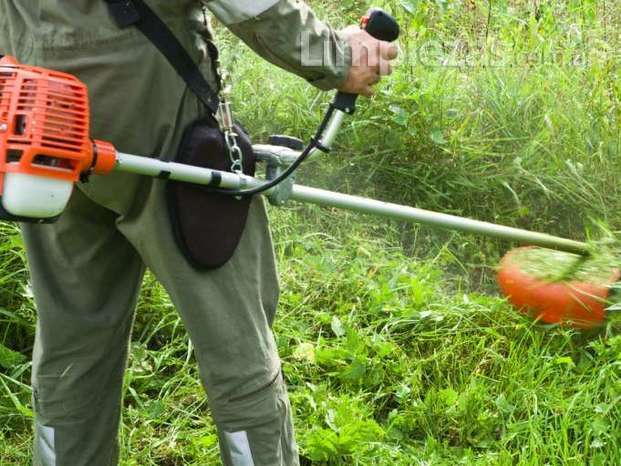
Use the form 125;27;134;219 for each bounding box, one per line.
365;9;401;42
332;92;358;115
332;9;400;115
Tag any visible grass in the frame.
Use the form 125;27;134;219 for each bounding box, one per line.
1;0;621;464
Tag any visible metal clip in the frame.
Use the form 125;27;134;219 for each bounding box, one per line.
218;99;234;132
216;74;244;174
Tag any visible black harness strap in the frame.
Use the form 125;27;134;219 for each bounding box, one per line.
104;0;221;117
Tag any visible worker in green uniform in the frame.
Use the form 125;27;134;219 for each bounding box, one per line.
0;1;397;464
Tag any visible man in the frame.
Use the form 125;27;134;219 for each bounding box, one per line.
0;1;397;464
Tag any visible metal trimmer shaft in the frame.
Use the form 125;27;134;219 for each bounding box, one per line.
115;151;589;256
289;185;589;255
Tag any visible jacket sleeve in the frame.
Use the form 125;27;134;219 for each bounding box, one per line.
202;0;351;90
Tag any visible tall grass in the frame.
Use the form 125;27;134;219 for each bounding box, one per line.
1;1;620;464
229;0;621;239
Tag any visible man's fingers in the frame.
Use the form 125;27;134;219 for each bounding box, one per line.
365;60;391;77
361;85;375;97
379;61;393;77
380;42;399;60
354;40;370;67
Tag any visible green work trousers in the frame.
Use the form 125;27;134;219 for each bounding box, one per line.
24;191;297;466
18;21;298;466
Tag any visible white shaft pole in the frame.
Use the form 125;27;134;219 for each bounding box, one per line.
113;152;589;255
115;153;262;190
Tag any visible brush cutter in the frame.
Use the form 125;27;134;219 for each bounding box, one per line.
0;10;616;329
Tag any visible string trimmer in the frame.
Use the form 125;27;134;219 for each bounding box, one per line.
0;10;617;329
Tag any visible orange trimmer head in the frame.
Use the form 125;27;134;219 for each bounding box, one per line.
0;55;115;221
498;247;620;328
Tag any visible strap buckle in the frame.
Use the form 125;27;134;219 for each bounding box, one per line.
217;98;234;133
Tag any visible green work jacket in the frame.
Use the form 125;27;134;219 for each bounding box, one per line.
0;0;350;212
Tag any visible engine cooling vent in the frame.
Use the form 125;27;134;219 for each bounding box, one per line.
0;60;92;181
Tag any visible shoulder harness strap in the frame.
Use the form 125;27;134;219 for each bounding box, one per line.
104;0;221;117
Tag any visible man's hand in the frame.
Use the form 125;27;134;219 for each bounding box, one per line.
338;25;399;97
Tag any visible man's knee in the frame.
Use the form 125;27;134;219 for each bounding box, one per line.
33;352;125;424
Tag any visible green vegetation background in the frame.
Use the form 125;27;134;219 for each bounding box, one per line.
1;0;620;464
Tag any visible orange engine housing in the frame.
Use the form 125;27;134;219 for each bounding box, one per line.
0;55;115;186
0;55;115;221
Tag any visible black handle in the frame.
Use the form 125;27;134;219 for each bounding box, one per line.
332;9;400;115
